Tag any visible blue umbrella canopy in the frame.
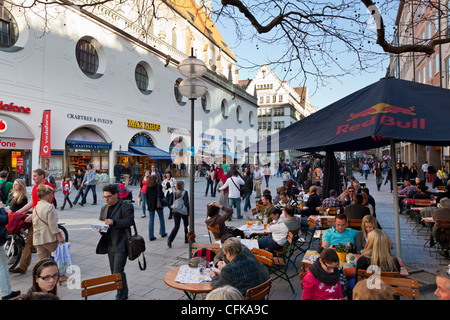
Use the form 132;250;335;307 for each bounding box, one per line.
247;77;450;153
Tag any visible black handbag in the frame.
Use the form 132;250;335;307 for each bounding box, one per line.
121;203;147;270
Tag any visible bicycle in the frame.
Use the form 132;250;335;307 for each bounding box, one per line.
4;222;69;269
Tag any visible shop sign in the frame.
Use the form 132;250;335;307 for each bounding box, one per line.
0;138;33;149
40;110;51;157
0;119;7;133
16;157;24;173
67;113;113;124
0;101;31;114
127;119;160;131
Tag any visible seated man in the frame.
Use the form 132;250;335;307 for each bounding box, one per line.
210;237;263;296
282;204;302;234
344;193;371;221
298;186;322;216
432;197;450;258
339;186;355;207
276;191;296;209
260;194;274;223
321;213;358;249
213;234;270;284
322;189;344;211
257;208;289;251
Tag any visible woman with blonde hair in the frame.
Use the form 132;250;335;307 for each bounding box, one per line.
356;229;400;273
353;279;395;300
7;179;28;212
354;215;378;254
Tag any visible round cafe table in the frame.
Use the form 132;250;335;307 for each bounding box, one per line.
164;266;213;300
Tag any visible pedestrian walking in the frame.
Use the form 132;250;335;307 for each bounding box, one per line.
263;165;271;188
10;168;55;274
219;170;245;219
138;170;149;218
253;164;263;199
32;184;65;261
374;162;383;191
72;168;85;205
97;184;135;300
205;166;214;196
0;204;21;300
131;161;140;186
122;162;131;187
243;170;253;213
167;180;189;248
146;175;167;241
79;164;97;206
162;170;176;220
60;176;73;210
114;161;122;183
216;174;229;209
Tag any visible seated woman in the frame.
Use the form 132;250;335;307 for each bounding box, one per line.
205;202;242;239
356;229;400;274
354;215;378;254
257;208;288;251
301;248;344;300
299;186;322;216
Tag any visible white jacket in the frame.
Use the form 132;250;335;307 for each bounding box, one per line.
219;176;244;199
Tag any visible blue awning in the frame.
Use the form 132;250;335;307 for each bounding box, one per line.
116;151;141;156
129;146;174;160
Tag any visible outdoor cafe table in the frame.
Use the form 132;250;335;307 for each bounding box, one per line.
238;222;271;238
301;250;409;277
164;265;213;300
215;238;259;251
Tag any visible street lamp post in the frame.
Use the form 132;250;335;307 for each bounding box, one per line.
177;49;207;234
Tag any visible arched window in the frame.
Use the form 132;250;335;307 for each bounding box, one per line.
0;5;18;48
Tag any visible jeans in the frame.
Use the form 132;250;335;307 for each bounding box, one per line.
243;191;252;212
148;209;165;239
80;184;97;205
131;174;139;186
258;235;283;250
73;188;84;204
212;179;220;197
376;176;382;191
107;249;128;300
229;197;242;218
168;211;189;243
140;192;147;216
0;246;12;297
205;179;214;196
166;192;174;218
364;170;369;180
265;176;270;188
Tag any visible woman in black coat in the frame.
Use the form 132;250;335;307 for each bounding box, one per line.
146;175;166;241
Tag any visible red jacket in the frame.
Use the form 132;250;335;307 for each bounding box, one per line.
213;167;224;181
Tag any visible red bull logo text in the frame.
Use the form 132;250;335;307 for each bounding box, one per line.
336;103;425;135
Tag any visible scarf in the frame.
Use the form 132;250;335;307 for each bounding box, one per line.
309;258;340;286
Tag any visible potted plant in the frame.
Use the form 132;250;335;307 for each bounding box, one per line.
335;242;348;263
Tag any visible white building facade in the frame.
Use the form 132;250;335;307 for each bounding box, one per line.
0;0;258;184
243;64;316;164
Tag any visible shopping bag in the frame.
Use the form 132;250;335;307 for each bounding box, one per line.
54;242;73;275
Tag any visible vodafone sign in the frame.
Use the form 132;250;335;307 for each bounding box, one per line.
0;119;7;134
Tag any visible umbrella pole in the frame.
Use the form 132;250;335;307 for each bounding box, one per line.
390;139;402;259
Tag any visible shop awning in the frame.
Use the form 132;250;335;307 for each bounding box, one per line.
66;140;112;150
129;146;174;160
116;151;141;156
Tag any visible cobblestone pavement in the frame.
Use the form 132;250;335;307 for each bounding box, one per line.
7;170;445;300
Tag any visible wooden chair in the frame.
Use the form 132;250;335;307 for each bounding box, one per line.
207;224;221;243
318;207;337;215
379;276;420;300
347;218;363;229
355;269;400;282
438;185;446;191
414;199;431;207
252;208;258;216
188;230;220;259
251;248;274;267
268;232;297;294
292;219;318;265
245;278;272;300
81;273;122;300
434;219;450;262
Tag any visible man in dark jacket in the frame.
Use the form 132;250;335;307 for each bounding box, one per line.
114;161;122;183
97;184;135;300
343;193;370;228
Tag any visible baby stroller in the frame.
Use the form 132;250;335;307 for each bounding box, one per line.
114;183;134;203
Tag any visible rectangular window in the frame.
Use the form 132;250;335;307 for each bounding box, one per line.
0;19;10;47
422;65;426;83
428;59;433;80
266;96;270;103
435;52;440;75
278;95;283;102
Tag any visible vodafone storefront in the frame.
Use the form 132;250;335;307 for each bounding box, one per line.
0;114;34;185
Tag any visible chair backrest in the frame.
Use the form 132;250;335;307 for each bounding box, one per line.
438;185;445;190
347;218;363;228
318;207;337;215
207;224;221;241
251;248;274;267
245;278;271;300
414;199;431;207
379;276;420;299
81;273;122;299
320;217;335;229
356;269;400;281
191;243;221;258
436;219;450;229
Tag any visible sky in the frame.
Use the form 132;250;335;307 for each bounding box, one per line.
215;4;393;111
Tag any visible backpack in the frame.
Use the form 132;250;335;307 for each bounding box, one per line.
0;181;7;203
194;248;216;263
171;190;188;215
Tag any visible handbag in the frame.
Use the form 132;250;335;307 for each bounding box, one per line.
54;242;73;275
121;203;147;270
171;190;188;215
